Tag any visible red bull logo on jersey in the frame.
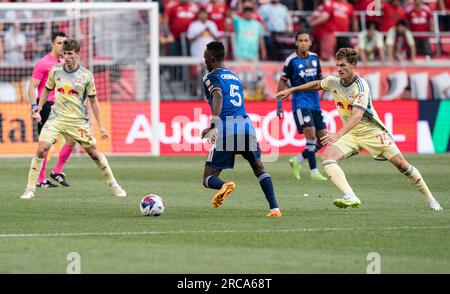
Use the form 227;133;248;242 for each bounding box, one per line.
68;89;79;96
55;86;80;96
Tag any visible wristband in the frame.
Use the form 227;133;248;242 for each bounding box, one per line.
31;103;38;110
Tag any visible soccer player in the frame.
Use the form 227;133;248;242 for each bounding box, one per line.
276;48;442;210
277;31;327;181
28;31;75;188
20;39;126;199
201;41;281;217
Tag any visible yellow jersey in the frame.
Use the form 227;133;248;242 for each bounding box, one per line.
45;64;97;124
320;75;388;136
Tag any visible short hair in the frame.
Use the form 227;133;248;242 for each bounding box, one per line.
62;38;81;53
243;7;254;13
51;31;66;43
206;41;225;62
335;47;358;65
295;31;311;41
396;19;408;27
366;21;378;30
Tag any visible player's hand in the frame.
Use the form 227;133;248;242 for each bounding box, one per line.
201;127;218;144
276;107;284;119
31;108;41;123
320;132;340;146
275;89;292;101
99;127;109;140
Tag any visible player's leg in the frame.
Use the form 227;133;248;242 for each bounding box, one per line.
289;108;307;179
204;147;236;208
50;134;76;187
389;152;442;210
83;144;126;197
321;135;361;208
21;141;53;199
242;149;281;217
36;100;57;188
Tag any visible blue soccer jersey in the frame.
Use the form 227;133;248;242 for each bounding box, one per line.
203;67;255;137
281;51;322;111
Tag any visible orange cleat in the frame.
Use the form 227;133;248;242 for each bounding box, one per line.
211;182;235;208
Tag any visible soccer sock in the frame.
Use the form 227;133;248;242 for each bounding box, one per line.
52;144;73;174
27;156;44;191
323;160;355;197
403;165;433;201
302;139;317;170
94;154;117;185
205;175;225;190
315;140;324;152
258;173;278;209
37;155;48;184
295;152;304;163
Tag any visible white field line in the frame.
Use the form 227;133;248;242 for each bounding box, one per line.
0;226;449;238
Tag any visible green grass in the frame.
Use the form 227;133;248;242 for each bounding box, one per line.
0;154;449;273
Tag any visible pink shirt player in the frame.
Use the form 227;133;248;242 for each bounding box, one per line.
31;53;63;103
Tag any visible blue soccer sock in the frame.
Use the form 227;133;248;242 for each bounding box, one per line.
258;173;278;209
302;139;317;170
205;175;225;190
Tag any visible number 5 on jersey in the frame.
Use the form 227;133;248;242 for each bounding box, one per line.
230;85;242;107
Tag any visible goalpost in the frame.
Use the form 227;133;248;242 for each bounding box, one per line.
0;1;160;156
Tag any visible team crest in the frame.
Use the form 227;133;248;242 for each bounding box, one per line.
312;60;317;67
304;116;311;123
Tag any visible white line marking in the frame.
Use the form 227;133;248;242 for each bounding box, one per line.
0;226;449;238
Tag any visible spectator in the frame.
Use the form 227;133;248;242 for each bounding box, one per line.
232;7;267;61
187;8;219;59
281;0;304;10
332;0;358;50
164;0;199;56
378;0;407;32
357;21;385;63
309;0;336;61
206;0;228;34
386;19;416;61
258;0;293;60
4;23;27;64
406;0;433;58
438;0;450;31
159;13;175;56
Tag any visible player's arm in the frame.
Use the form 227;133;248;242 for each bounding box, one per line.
32;87;51;122
275;80;322;101
201;89;222;139
27;78;40;106
321;108;364;146
88;95;109;139
276;78;289;118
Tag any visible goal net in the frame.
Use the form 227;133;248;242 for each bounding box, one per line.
0;1;160;156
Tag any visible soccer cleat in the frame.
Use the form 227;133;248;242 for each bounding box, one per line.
211;182;235;208
288;157;302;180
310;172;328;181
266;210;282;218
20;189;35;199
428;199;443;211
37;180;58;188
110;183;127;197
50;172;70;187
333;197;362;208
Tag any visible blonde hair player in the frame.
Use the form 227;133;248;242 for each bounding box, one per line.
276;47;442;211
21;39;126;199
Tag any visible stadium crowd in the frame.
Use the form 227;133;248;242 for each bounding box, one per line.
0;0;449;64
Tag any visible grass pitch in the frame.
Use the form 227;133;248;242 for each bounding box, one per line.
0;154;449;273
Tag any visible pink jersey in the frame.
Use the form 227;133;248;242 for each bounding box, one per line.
31;53;62;103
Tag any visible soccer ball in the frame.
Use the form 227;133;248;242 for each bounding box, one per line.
140;194;165;216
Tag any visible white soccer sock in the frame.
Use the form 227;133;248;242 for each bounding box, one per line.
295;153;304;163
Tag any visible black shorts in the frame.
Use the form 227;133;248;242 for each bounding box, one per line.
37;98;54;134
205;133;261;170
293;108;326;134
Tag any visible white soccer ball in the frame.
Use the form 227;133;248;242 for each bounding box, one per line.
140;194;165;216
